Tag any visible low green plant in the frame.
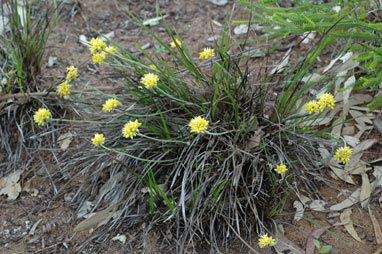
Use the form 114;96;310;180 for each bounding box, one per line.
236;0;382;111
314;240;332;253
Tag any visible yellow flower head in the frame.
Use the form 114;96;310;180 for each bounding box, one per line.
317;93;336;112
33;108;51;126
92;52;107;65
141;73;159;88
274;164;288;174
105;46;117;55
66;65;78;80
189;116;209;134
304;100;319;114
56;80;72;97
92;133;105;147
102;98;119;112
334;146;352;164
122;120;142;139
258;234;276;248
199;48;215;60
171;39;182;48
89;37;107;54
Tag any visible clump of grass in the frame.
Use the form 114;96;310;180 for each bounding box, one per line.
0;0;62;174
0;0;59;95
52;13;349;252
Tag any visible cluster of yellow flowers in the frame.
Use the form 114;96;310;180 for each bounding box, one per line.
304;93;336;114
91;133;105;147
170;39;182;48
88;37;116;65
199;47;215;60
334;146;352;164
274;163;288;174
33;108;51;126
122;120;142;139
188;116;209;134
141;73;159;89
56;65;78;97
258;233;276;248
102;98;120;112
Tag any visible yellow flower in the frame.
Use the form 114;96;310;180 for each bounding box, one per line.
102;98;119;112
334;146;352;164
274;164;288;174
199;48;214;60
56;80;72;97
258;234;276;248
66;65;78;80
105;46;117;54
140;73;159;88
317;93;336;112
89;37;107;54
304;100;319;114
170;39;182;48
122;120;142;139
92;52;107;65
92;133;105;147
33;108;51;126
189;116;209;134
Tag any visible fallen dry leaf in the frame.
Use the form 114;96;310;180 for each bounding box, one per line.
330;187;360;211
246;127;264;149
369;207;382;244
57;132;73;151
74;204;117;232
274;233;304;254
360;172;371;208
370;244;382;254
112;234;127;244
0;170;23;200
310;200;326;212
345;139;378;173
329;166;355;184
340;209;363;243
293;200;304;221
271;48;291;74
22;176;39;197
374;167;382;188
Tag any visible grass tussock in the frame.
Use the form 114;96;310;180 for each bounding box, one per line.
47;13;351;252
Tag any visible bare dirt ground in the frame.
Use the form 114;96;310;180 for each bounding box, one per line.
1;0;382;253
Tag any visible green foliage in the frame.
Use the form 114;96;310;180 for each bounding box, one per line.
0;0;59;95
314;239;333;253
235;0;382;42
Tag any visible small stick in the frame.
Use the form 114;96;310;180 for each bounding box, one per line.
0;86;120;101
